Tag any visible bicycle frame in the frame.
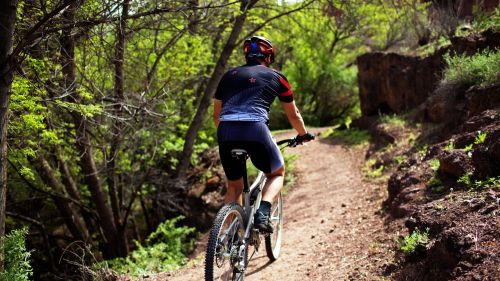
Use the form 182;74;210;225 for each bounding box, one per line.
234;152;266;247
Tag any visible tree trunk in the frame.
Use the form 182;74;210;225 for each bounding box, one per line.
107;0;130;256
0;0;18;271
60;1;126;258
174;7;251;180
37;157;89;241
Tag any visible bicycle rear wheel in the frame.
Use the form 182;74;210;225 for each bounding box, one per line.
265;192;283;261
205;203;247;281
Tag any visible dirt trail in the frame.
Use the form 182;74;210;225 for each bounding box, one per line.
153;129;395;281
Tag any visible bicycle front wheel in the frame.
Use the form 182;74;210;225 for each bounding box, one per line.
265;192;283;261
205;203;247;281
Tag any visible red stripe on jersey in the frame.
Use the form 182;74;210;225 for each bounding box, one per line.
279;76;292;96
280;89;293;97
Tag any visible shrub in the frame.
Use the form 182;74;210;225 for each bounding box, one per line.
400;228;429;256
442;49;500;88
0;228;33;281
107;216;195;278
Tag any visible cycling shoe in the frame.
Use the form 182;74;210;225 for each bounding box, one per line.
254;210;273;233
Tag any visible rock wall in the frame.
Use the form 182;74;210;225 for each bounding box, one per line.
357;30;500;117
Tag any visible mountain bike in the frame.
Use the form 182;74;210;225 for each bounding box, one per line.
204;138;301;281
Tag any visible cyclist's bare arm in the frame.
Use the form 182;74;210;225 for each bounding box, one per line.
281;101;307;135
213;99;222;128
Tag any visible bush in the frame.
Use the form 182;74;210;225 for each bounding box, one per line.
442;49;500;88
0;228;33;281
107;216;195;278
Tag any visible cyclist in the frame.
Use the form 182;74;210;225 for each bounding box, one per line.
213;35;314;233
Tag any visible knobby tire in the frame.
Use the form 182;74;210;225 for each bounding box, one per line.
265;192;283;261
205;203;246;281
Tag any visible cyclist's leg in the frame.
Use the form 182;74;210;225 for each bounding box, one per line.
225;178;243;205
262;166;285;203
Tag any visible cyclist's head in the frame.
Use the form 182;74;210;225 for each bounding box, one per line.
243;36;275;66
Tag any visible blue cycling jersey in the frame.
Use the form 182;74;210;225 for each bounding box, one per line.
214;61;294;123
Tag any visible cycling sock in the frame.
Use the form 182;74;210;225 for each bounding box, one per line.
259;201;272;214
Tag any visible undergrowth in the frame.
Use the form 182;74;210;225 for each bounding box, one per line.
107;216;195;278
0;227;33;281
442;49;500;88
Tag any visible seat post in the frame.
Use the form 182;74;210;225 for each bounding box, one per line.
241;159;249;193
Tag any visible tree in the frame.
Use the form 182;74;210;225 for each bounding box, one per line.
0;0;18;270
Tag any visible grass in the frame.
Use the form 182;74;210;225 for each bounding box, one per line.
442;49;500;88
379;114;407;127
323;127;371;146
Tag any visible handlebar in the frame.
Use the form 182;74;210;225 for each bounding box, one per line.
276;138;296;146
277;134;315;147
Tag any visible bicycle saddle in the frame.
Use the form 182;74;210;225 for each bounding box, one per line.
231;149;248;159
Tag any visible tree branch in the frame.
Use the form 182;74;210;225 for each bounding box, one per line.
237;0;316;45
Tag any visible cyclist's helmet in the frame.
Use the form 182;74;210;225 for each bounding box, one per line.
243;36;275;65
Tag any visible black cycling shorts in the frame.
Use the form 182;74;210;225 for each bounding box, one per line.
217;121;284;181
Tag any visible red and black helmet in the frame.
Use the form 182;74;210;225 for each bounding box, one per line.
243;36;275;65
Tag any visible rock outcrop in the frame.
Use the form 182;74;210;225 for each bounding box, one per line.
357;29;500;117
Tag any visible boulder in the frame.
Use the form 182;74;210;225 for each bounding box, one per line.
438;150;473;178
472;128;500;178
465;83;500;116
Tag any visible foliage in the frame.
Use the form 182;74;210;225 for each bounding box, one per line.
429;159;440;171
457;173;472;186
474;131;488;145
470;7;500;32
265;0;429;128
462;131;488;157
444;140;455;151
362;159;385;179
442;49;500;88
107;217;195;277
400;228;429;256
473;176;500;189
0;228;33;281
323;128;371;146
458;174;500;190
456;6;500;37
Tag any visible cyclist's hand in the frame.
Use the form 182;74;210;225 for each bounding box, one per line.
296;132;315;144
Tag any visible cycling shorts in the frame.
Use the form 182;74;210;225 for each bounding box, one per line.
217;121;284;181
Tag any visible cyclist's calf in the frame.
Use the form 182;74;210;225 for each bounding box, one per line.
262;166;285;203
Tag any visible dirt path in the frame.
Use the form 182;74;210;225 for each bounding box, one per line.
152;129;395;281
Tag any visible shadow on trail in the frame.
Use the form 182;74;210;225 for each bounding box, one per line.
245;255;273;277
